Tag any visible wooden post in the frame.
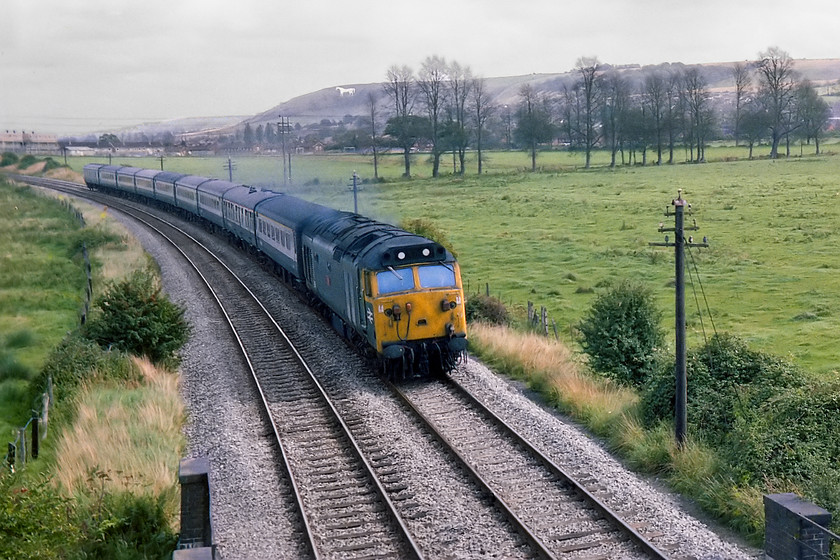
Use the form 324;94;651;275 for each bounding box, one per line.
31;414;39;459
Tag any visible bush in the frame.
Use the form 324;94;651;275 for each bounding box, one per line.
80;489;179;559
42;158;65;172
0;475;82;559
465;293;509;325
727;377;840;487
577;280;664;387
18;155;38;168
1;152;19;166
641;333;803;440
83;269;190;367
400;218;458;257
30;335;140;405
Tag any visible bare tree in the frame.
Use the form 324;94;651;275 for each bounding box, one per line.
796;79;831;154
417;55;449;177
666;69;683;164
731;62;752;146
642;71;667;165
366;92;381;179
756;47;798;158
575;57;601;168
600;70;630;168
470;76;495;174
682;67;713;162
514;84;554;172
447;60;472;175
383;64;416;176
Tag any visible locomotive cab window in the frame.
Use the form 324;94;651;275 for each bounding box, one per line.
417;264;456;288
376;267;415;294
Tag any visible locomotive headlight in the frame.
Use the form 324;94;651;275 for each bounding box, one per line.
422;248;430;257
397;251;406;260
392;303;402;321
440;299;456;312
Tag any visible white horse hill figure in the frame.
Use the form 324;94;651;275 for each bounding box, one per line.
336;86;356;96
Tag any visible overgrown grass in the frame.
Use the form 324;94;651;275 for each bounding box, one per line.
0;176;183;558
468;321;839;545
55;356;185;512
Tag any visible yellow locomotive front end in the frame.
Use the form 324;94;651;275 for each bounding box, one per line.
364;261;467;378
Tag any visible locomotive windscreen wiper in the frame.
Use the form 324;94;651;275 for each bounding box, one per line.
386;266;403;280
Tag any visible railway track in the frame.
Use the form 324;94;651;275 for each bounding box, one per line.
393;375;674;559
9;174;735;559
16;175;422;559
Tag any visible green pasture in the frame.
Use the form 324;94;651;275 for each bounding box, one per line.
0;182;89;441
66;144;840;374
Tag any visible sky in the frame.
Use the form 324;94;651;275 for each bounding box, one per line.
2;0;838;136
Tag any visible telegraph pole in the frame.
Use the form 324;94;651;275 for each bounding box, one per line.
650;190;708;446
350;171;359;213
278;116;292;187
223;157;236;181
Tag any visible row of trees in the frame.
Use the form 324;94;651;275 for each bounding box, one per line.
514;47;832;171
378;47;833;176
382;57;495;177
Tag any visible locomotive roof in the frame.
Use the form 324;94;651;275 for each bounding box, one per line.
307;212;452;269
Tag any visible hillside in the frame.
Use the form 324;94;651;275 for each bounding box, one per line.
102;58;840;139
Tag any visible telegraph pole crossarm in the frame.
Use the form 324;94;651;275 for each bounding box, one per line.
649;189;709;447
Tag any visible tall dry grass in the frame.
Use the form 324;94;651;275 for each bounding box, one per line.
468;322;638;436
54;357;185;503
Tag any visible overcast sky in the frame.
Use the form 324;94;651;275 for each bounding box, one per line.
2;0;838;135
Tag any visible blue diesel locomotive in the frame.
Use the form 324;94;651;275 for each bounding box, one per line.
83;164;468;377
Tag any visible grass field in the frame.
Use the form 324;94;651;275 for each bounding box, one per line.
64;143;840;375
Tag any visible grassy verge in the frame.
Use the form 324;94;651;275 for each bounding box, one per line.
0;171;185;559
468;321;836;545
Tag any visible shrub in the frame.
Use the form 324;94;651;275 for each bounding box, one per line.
641;333;803;440
0;475;82;559
42;158;65;172
80;489;179;559
18;155;38;168
577;280;664;387
400;218;458;257
727;377;840;487
83;269;190;367
30;335;140;405
465;293;509;325
1;152;19;166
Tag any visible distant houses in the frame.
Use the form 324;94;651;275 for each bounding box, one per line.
1;130;60;155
